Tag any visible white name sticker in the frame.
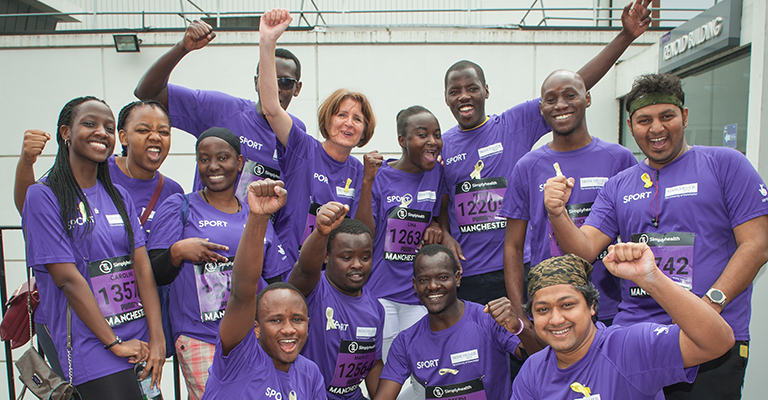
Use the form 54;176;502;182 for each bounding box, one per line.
478;142;503;159
106;214;124;226
450;349;479;366
356;327;377;338
665;183;698;199
336;186;356;199
579;177;609;190
417;190;437;202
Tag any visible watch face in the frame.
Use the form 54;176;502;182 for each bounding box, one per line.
709;290;725;302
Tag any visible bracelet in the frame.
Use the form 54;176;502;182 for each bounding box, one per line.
104;336;122;350
512;318;525;336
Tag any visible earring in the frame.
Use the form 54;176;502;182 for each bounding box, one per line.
65;139;70;147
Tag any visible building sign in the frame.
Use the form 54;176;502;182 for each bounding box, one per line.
659;0;742;73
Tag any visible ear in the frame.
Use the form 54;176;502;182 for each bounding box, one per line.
59;125;70;142
590;303;596;318
324;251;330;266
412;276;418;294
455;270;462;287
254;76;259;93
397;134;406;149
539;100;544;116
294;81;303;97
585;91;592;108
484;85;490;100
238;154;244;172
119;129;129;148
682;107;689;127
254;321;261;340
626;118;635;138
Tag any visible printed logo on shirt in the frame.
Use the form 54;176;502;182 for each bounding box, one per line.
240;136;263;151
198;220;228;228
759;184;767;197
622;191;653;204
264;387;285;399
106;214;124;226
387;194;413;205
314;173;329;184
654;326;670;336
417;190;437;202
325;307;349;331
450;349;479;366
478;142;503;159
444;153;467;166
579;177;609;190
665;183;697;199
68;215;95;229
416;358;439;369
336;186;356;199
356;326;377;338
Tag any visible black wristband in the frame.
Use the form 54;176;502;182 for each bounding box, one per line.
104;336;122;350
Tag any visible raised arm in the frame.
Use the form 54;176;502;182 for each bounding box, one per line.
259;9;295;146
578;0;652;90
133;20;216;108
355;151;383;236
14;129;50;214
603;243;734;368
218;179;286;355
544;175;612;262
288;201;349;297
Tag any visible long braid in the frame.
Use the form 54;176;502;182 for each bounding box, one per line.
97;162;134;256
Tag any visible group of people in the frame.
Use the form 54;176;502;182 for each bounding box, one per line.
14;1;768;399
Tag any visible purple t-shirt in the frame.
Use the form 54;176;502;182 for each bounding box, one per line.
500;138;636;320
202;329;325;399
274;124;364;265
167;84;306;195
108;155;184;235
147;192;286;344
381;301;521;400
512;322;697;399
301;272;384;399
366;161;442;305
440;100;549;277
23;182;148;385
585;146;768;340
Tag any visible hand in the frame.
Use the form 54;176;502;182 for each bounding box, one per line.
109;338;149;364
420;221;443;249
363;150;384;183
315;202;349;236
143;338;166;389
247;179;287;216
182;20;216;51
20;129;50;165
603;243;659;284
259;9;292;43
621;0;652;39
171;238;229;265
543;176;574;218
484;297;526;333
441;234;465;274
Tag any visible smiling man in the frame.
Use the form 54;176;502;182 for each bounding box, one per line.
373;245;541;400
512;245;734;399
201;179;324;399
543;73;768;398
500;70;636;326
288;203;385;400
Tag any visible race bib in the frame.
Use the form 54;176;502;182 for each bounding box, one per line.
454;178;507;233
328;340;377;395
299;202;323;249
549;202;593;257
426;378;487;400
88;255;144;327
235;160;280;203
194;258;235;322
630;232;694;297
384;207;431;262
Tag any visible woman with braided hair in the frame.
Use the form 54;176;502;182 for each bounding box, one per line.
22;97;165;399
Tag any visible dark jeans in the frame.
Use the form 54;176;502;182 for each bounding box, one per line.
664;341;749;400
457;269;507;305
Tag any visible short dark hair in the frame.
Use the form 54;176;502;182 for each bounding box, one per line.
413;244;459;274
396;105;434;138
255;282;306;321
444;60;486;88
523;283;600;323
256;48;301;80
625;73;685;114
327;218;373;254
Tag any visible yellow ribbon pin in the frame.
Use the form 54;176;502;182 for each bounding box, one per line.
400;196;412;208
289;390;296;400
438;368;459;376
326;307;335;330
570;382;591;397
78;201;87;220
553;162;563;177
470;160;484;180
344;178;352;193
641;172;653;188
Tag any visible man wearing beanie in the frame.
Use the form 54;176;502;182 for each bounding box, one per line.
512;244;733;399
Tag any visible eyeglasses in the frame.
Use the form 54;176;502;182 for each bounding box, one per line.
277;77;298;91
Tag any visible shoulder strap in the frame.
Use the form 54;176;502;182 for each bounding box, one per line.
180;193;191;235
140;172;166;226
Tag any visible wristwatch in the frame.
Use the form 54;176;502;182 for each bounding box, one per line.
706;288;727;309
